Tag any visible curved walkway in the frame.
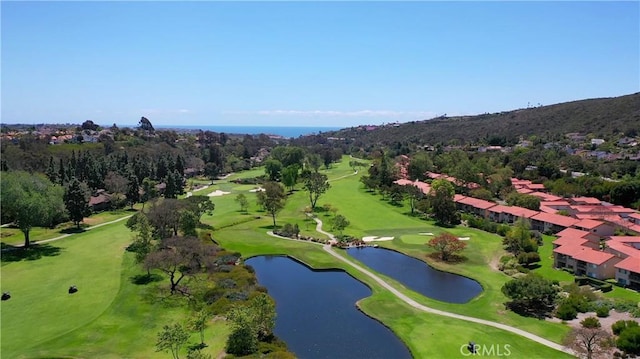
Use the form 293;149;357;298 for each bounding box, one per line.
276;217;574;356
10;215;134;248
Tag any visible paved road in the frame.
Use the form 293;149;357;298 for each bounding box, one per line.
310;217;574;356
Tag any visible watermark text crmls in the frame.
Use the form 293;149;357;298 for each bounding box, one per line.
460;344;512;357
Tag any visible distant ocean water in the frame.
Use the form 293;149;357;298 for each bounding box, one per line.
155;125;342;138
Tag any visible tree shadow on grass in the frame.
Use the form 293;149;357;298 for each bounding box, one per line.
130;273;164;285
0;242;62;264
60;227;87;234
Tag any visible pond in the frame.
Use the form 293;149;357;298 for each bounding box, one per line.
346;247;482;304
245;256;412;359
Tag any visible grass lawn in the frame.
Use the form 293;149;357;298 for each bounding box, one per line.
1;220;228;358
0;207;138;246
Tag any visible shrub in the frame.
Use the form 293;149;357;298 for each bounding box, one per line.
581;316;601;328
596;306;610;318
556;300;578;320
612;320;639;336
617;326;640;356
497;224;511;237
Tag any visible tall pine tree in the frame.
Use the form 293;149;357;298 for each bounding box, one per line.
64;177;91;228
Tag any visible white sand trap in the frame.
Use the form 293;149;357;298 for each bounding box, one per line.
458;237;470;241
249;187;265;193
362;236;395;242
208;190;231;197
419;232;434;236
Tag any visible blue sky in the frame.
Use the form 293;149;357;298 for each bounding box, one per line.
2;1;638;128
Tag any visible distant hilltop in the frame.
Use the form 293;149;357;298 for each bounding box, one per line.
324;92;640;146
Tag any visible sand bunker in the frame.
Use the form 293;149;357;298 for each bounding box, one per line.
419;232;434;236
362;236;395;242
458;237;470;241
208;190;231;197
249;187;265;193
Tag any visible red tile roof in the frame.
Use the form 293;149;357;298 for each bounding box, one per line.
554;245;615;265
528;191;563;202
615;256;640;274
539;205;557;214
516;188;534;194
556;227;592;239
570;197;602;205
541;201;571;207
629;213;640;221
532;212;580;227
501;206;539;218
454;194;467;202
457;196;496;210
553;236;588;247
574;219;605;230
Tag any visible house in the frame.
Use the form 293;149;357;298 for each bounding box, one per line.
553;228;599;246
487;205;538;224
394;179;431;195
591;139;606;146
454;196;496;217
570;197;602;206
553;235;640;287
530;212;579;233
572;219;615;237
553;245;617;279
89;190;112;212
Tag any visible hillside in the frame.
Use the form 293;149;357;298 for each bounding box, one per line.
328;93;640;146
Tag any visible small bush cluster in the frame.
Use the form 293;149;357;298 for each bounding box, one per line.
575;276;613;293
274;223;300;238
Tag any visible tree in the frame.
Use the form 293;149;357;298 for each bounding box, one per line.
564;317;613;359
427;232;466;261
179;210;199;237
250;293;276;340
127;213;154;270
165;170;184;199
1;172;66;247
303;172;330;209
224;294;276;356
332;214;350;234
189;309;210;346
429;179;459;226
407;152;432;181
235;193;249;213
404;184;425;215
64;177;92;228
105;171;128;208
501;273;558;318
144;236;217;294
617;326;640;356
156;323;189;359
225;306;259;356
264;159;283;181
126;174;140;209
305;153;323;173
147;198;183;238
262;181;286;228
281;164;300;193
182;195;215;221
141;178;159;210
504;219;540;267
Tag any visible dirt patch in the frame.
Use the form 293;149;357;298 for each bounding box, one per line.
565;311;639;333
